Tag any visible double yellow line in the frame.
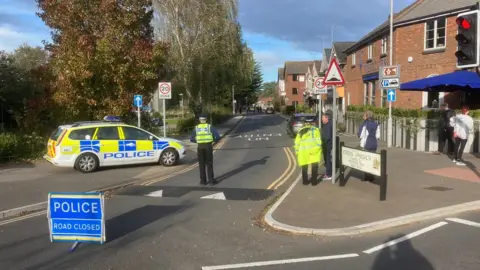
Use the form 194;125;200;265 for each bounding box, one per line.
266;147;297;190
142;118;243;186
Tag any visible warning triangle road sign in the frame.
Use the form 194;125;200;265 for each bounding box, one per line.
323;58;345;86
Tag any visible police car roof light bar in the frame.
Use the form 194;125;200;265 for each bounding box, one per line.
103;116;121;122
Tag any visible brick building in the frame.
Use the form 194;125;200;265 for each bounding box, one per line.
343;0;478;110
279;61;319;106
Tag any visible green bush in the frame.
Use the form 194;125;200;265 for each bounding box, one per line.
0;133;46;163
177;117;196;133
347;105;443;119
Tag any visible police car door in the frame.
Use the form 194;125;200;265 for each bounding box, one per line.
94;126;122;166
119;126;157;164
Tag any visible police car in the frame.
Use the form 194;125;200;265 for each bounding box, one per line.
43;116;186;173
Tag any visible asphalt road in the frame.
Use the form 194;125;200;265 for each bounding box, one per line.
1;113;480;270
0;139;199;212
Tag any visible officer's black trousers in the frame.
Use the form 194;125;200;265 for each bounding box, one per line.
301;163;318;185
198;143;214;184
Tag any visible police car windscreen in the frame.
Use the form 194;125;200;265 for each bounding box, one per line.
50;127;64;140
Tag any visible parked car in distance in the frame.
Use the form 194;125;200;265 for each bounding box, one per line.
287;113;319;136
265;107;275;114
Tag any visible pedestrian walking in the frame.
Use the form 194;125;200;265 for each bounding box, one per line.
190;113;221;185
321;109;333;181
450;105;474;166
434;103;455;155
294;118;322;185
358;111;380;181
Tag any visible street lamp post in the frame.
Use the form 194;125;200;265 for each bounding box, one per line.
387;0;394;147
232;85;235;115
179;93;184;119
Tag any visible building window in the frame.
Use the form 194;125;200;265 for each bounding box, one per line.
425;18;446;50
367;44;373;60
299;75;305;82
381;36;388;55
370;81;376;106
352;53;356;66
382;89;387;108
364;83;369;105
292;88;298;95
293;74;299;81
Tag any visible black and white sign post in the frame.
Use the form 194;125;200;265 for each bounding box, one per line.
323;57;345;184
158;82;172;137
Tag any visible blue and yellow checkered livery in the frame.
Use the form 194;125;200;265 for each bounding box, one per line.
79;140;172;153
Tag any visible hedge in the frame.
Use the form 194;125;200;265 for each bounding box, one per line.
0;133;46;163
347;105;480;119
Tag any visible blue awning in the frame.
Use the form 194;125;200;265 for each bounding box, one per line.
400;70;480;92
363;73;379;81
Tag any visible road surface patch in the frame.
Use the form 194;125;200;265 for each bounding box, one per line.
201;253;359;270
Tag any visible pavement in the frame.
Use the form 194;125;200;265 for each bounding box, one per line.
0;115;243;217
266;133;480;235
1;113;480;269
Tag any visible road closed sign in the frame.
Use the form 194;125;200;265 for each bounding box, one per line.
47;192;106;243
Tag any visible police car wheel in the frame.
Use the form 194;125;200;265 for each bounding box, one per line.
160;148;178;166
75;153;99;173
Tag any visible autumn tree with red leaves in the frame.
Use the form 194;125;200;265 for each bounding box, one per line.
36;0;168;121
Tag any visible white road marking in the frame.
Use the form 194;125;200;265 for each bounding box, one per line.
201;192;226;200
362;221;448;254
446;218;480;228
201;253;359;270
0;210;47;226
146;190;163;197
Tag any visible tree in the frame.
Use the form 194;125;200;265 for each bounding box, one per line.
152;0;254;115
36;0;168;121
11;44;48;71
262;81;276;97
245;61;263;104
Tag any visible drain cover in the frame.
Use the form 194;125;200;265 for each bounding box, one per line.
424;186;453;191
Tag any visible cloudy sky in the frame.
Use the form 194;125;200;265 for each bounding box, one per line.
0;0;415;82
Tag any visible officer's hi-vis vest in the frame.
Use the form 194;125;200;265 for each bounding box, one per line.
195;123;214;144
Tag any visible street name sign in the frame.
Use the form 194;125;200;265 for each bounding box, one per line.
323;58;345;86
341;147;381;176
158;82;172;99
48;192;106;244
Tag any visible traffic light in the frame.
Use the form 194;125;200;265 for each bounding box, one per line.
455;10;479;68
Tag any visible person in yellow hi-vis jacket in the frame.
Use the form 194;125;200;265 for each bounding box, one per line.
294;118;322;186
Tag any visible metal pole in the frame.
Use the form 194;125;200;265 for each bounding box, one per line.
137;106;141;128
232;85;235;115
387;0;394;147
332;85;337;184
181;95;184;119
162;99;166;137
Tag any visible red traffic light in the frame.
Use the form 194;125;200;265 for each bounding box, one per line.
456;17;472;29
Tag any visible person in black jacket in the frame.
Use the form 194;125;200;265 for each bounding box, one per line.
435;103;455;155
321;110;333;180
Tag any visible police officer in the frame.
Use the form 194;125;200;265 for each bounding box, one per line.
294;118;322;186
190;113;221;185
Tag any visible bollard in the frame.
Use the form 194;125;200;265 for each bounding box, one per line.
380;149;388;201
339;142;346;187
